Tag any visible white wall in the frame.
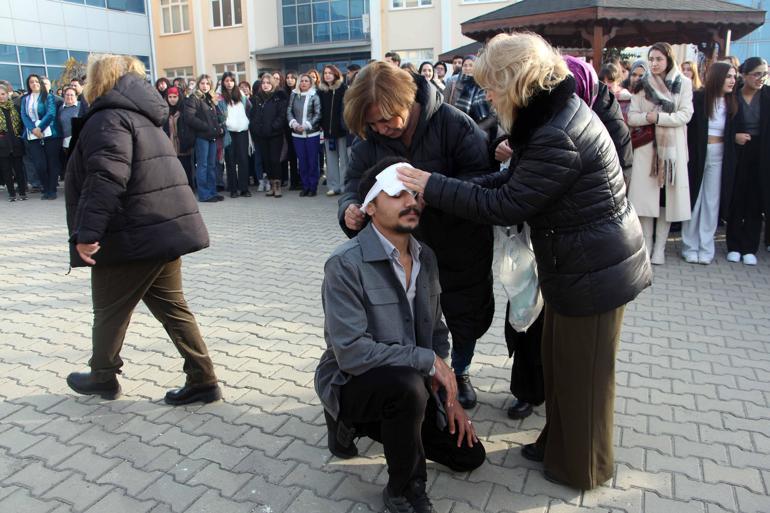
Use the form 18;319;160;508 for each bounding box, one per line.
0;0;152;55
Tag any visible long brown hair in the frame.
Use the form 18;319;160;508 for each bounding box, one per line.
704;61;737;119
648;42;676;75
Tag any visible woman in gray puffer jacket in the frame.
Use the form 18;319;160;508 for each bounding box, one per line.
287;73;322;196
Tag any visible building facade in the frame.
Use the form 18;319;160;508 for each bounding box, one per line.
151;0;517;84
0;0;153;90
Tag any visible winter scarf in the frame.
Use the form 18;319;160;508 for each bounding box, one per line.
454;75;491;123
642;66;683;187
0;99;22;136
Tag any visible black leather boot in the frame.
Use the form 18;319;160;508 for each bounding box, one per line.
456;374;477;409
507;399;533;419
164;383;222;406
521;443;544;462
404;479;435;513
323;409;358;459
66;372;121;400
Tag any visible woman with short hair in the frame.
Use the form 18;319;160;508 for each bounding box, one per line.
64;54;219;405
627;42;694;265
398;32;651;490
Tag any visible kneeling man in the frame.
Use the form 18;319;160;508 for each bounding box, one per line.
315;157;485;513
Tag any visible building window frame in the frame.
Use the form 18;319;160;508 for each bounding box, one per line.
392;48;434;66
210;0;242;29
213;62;247;84
164;66;194;81
160;0;190;35
389;0;432;10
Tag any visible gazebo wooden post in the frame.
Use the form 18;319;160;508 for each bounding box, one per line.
592;23;604;72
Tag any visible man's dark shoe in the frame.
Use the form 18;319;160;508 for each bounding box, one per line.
66;372;121;400
404;479;435;513
383;487;415;513
230;191;239;198
521;443;544;462
507;399;533;419
299;190;308;197
241;190;252;197
323;409;358;459
456;374;477;409
164;383;222;406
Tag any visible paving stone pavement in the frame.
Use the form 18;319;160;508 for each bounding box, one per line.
1;189;769;513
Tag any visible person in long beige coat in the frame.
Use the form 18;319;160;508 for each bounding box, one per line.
627;42;693;265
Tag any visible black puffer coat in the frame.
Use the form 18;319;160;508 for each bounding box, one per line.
184;90;220;141
424;76;652;316
65;73;209;268
339;75;494;342
318;77;347;138
249;90;288;139
593;82;633;181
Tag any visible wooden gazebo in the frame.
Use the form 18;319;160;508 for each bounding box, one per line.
461;0;766;70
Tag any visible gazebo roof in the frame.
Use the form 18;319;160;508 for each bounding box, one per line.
462;0;766;47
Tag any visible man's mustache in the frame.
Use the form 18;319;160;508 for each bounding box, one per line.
399;207;421;217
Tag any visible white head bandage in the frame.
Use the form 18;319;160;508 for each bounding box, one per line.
360;162;415;213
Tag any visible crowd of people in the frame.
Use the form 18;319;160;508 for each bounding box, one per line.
2;37;769;513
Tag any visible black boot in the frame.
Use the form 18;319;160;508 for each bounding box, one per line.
66;372;121;400
404;479;435;513
382;487;415;513
323;409;358;459
521;443;544;462
507;399;533;419
456;375;477;409
164;383;222;406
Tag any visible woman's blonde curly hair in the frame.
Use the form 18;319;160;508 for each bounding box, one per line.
84;54;146;104
474;32;569;131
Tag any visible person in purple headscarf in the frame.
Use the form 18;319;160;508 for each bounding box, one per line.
565;55;633;184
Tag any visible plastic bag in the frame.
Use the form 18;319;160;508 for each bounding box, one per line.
497;225;543;332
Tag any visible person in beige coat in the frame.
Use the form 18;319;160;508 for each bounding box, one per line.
627;42;693;265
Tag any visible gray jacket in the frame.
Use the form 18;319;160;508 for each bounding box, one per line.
315;223;450;420
287;89;321;137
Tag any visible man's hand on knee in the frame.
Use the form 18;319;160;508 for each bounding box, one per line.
446;401;478;448
431;355;457;408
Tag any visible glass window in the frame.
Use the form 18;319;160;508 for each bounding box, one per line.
211;0;241;27
213;62;246;84
0;64;21;90
164;66;194;81
312;1;329;21
314;23;330;42
21;66;47;82
45;49;69;66
282;0;295;5
297;3;311;23
161;0;190;34
284;26;297;45
331;0;347;20
69;51;90;63
46;66;64;82
391;0;431;8
331;20;348;41
125;0;145;13
350;0;364;17
392;48;434;65
298;24;312;44
86;0;106;7
283;0;368;46
62;0;85;3
137;56;151;70
283;5;296;24
18;46;44;65
349;18;363;39
0;45;17;63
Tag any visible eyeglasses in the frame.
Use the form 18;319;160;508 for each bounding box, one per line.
748;71;768;79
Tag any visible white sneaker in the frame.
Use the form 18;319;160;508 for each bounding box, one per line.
257;180;266;192
683;253;699;264
726;251;741;263
742;253;758;265
698;258;712;265
326;190;336;197
766;245;770;252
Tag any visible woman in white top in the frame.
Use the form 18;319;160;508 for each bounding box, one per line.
683;62;737;264
217;71;252;198
627;42;694;265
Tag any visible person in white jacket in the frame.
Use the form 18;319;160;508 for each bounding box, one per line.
287;74;322;196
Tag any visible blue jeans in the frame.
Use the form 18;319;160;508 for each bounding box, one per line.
451;340;477;376
195;138;217;201
293;135;321;192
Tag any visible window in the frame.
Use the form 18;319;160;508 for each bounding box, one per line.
18;46;45;65
106;0;145;13
165;66;194;81
211;0;241;28
393;48;434;66
213;62;246;84
282;0;368;46
161;0;190;34
391;0;431;9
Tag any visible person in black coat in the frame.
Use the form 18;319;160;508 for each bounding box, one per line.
64;55;220;406
339;61;495;410
399;33;651;490
184;74;223;202
318;65;349;196
683;62;738;264
250;73;288;197
593;82;633;184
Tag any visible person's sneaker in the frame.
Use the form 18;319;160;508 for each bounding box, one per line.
8;196;15;202
521;442;544;462
742;253;758;266
383;487;416;513
404;479;435;513
726;251;741;263
326;190;336;197
507;399;533;419
698;258;712;265
682;253;698;264
66;372;121;400
456;375;477;409
19;194;28;200
164;383;222;406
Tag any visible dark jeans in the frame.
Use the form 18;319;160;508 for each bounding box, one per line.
178;154;194;191
0;154;27;197
257;135;283;181
727;139;763;254
225;130;250;193
339;366;485;495
89;258;217;386
25;137;61;197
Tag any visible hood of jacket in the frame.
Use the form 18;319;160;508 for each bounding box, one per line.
509;75;576;148
317;76;344;92
364;74;442;143
85;73;168;128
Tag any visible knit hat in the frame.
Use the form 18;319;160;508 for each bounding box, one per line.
564;56;598;107
166;86;180;96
